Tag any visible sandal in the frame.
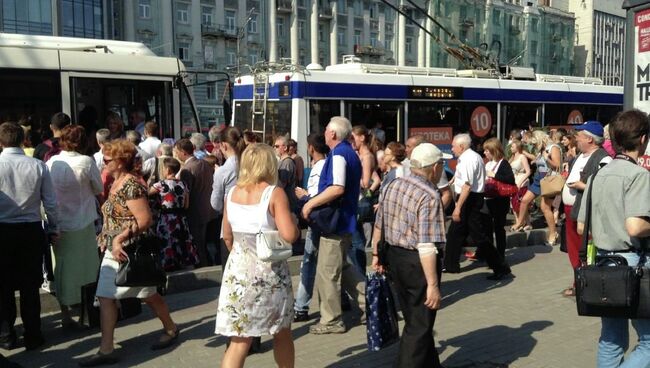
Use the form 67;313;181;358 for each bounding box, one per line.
562;287;576;297
78;350;118;367
150;327;180;351
510;224;523;232
546;233;559;246
523;225;533;231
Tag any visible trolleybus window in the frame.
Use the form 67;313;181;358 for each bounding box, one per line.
71;77;173;138
346;101;404;143
0;69;61;135
309;100;340;135
234;101;292;143
180;82;200;136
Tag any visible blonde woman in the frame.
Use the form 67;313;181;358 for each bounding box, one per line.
215;143;299;368
510;131;562;245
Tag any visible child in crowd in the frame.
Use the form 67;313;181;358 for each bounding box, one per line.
149;157;199;271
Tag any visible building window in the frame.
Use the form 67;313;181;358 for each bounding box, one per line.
248;14;258;33
406;37;412;53
250;54;259;65
338;27;346;45
531;18;538;32
492;9;501;26
202;7;213;26
207;83;215;100
60;0;103;38
299;20;305;40
531;41;537;55
354;30;361;46
225;10;236;33
178;42;190;61
319;24;326;42
278;17;285;37
138;0;151;19
204;44;215;63
337;0;347;13
2;0;53;35
385;7;395;22
353;0;363;16
177;3;189;24
385;35;393;51
369;3;378;18
370;32;378;47
228;52;236;65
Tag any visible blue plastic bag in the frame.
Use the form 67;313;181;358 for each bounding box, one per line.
366;271;399;351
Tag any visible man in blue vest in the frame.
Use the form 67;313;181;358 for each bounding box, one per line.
302;116;366;334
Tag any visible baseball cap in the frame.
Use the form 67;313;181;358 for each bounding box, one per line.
410;143;452;169
575;121;604;138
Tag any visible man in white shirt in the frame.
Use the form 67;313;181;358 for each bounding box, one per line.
561;121;611;295
138;122;161;158
444;134;511;280
129;109;146;137
93;128;111;171
0;122;58;350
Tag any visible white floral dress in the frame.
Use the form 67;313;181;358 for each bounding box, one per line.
215;185;293;337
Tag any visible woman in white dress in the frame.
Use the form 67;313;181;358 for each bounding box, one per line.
215;143;299;368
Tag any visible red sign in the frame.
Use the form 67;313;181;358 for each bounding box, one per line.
408;127;453;145
470;106;492;137
637;9;650;53
639;155;650;170
566;110;584;125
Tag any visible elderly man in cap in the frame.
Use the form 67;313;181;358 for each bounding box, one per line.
560;120;612;297
371;143;449;368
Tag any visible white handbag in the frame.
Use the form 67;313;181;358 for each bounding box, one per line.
254;185;293;262
256;230;293;262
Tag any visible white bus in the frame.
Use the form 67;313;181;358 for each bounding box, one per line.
0;34;201;140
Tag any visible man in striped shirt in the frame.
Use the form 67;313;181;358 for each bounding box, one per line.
371;143;447;368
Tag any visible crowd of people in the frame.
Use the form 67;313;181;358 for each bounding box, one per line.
0;106;648;367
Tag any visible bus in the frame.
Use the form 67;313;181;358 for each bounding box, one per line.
0;34;201;141
232;57;623;160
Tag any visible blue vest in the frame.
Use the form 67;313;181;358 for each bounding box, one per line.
318;140;361;234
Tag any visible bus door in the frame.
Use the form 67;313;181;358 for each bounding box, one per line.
345;101;404;144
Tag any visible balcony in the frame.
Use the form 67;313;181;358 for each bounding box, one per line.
510;26;521;35
354;44;385;56
202;24;225;38
319;6;332;19
459;19;474;28
278;0;292;13
247;33;260;45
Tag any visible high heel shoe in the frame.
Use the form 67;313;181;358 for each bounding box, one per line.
509;224;523;232
546;233;559;245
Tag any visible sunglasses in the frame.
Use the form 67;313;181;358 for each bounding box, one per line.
103;157;113;164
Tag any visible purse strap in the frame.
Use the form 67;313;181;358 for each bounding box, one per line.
578;167;598;261
258;185;276;231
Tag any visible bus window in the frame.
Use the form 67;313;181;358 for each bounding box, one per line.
309;100;341;135
0;69;61;141
71;77;173;138
502;103;541;135
234;101;291;144
347;101;404;143
180;82;200;137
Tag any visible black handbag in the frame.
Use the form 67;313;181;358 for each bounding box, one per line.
79;251;143;328
115;230;167;288
574;169;649;318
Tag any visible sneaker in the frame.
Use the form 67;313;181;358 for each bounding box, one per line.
293;311;310;322
309;322;346;335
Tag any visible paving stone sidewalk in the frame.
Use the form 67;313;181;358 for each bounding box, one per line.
3;245;638;367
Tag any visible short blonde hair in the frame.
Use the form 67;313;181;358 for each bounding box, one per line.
237;143;278;187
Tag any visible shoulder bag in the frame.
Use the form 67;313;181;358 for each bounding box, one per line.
115;221;167;287
484;160;518;197
256;186;293;262
575;165;650;318
540;145;565;197
308;198;342;235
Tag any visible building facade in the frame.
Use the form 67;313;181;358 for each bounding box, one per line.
556;0;625;86
0;0;107;38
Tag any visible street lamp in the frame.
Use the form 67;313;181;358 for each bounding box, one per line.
236;7;256;75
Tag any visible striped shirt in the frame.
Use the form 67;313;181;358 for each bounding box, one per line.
376;174;446;251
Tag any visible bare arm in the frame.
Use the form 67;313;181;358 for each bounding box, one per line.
222;199;233;251
521;155;531;178
270;187;300;243
452;183;471;222
440;187;452;209
625;217;650;238
546;146;562;171
360;154;374;189
419;253;441;310
370;170;381;192
522;150;536;162
112;196;153;261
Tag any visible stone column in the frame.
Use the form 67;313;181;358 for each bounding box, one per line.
124;0;136;41
329;0;338;65
397;0;406;66
290;1;299;63
161;0;174;57
310;0;319;65
191;0;201;64
269;0;278;62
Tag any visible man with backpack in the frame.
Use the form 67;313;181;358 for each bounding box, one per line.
33;112;71;162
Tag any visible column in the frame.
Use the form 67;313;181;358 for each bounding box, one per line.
124;0;136;41
161;0;174;57
239;0;248;64
398;0;406;66
216;0;226;65
310;0;319;65
425;1;433;68
51;0;59;36
347;5;354;54
290;1;299;63
418;28;425;67
329;0;338;65
191;0;201;64
269;0;278;62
